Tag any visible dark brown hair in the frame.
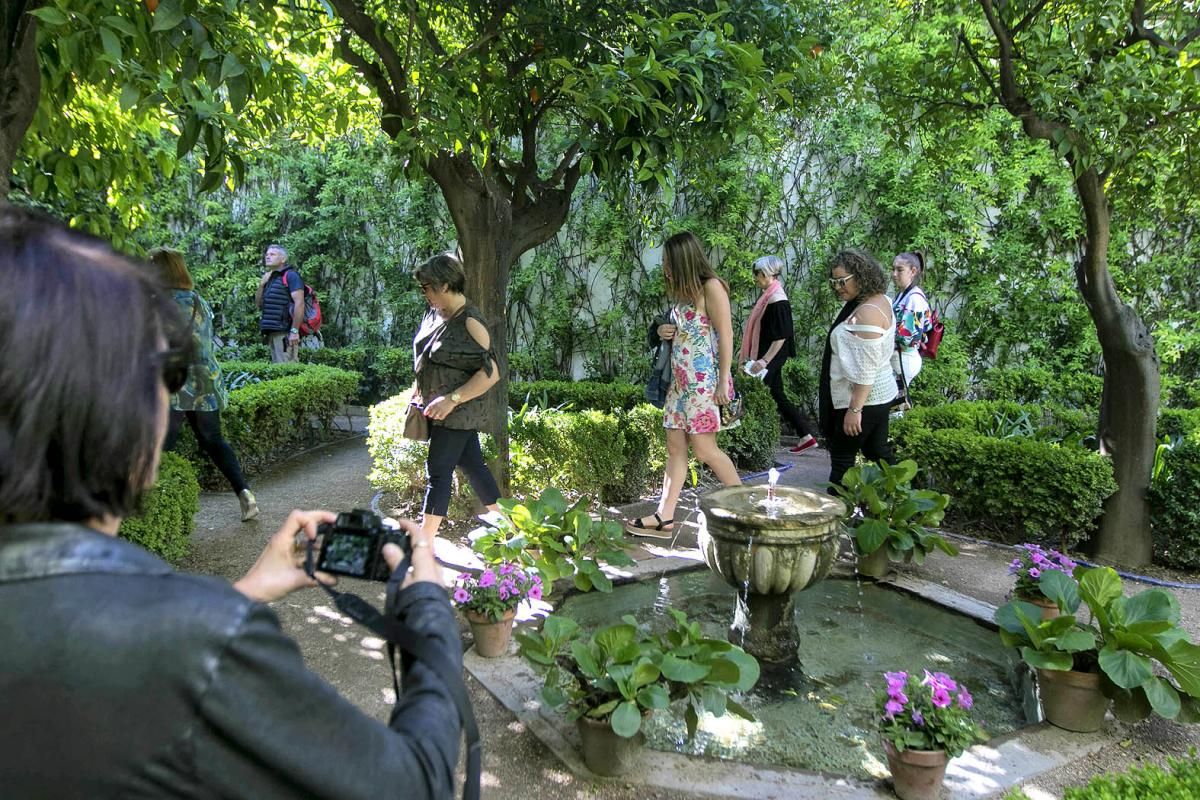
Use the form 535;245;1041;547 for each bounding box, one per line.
147;247;194;290
894;251;925;286
663;231;728;303
414;251;466;294
831;248;888;297
0;208;185;524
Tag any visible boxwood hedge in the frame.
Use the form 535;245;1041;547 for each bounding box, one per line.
118;452;200;564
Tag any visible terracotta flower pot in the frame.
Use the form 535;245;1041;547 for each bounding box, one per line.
576;715;644;777
1037;667;1109;732
883;739;948;800
856;546;890;579
1016;593;1060;621
465;608;516;658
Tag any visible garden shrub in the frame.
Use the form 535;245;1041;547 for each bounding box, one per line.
718;372;779;472
179;361;360;485
1158;408;1200;442
978;363;1104;410
906;323;971;407
299;346;413;405
509;380;643;411
365;391;493;517
118;452;200;564
1150;441;1200;571
892;401;1116;548
1020;750;1200;799
373;347;414;398
781;358;818;421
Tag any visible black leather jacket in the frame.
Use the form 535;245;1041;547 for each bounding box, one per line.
0;523;461;799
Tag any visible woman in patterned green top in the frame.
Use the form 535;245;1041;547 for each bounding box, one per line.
148;249;258;522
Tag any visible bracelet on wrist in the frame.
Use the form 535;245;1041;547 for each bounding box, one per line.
289;327;299;334
848;406;863;414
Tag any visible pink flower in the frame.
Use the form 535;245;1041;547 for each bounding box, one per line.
498;579;517;600
695;371;706;381
499;563;516;575
1028;567;1041;578
931;687;952;708
453;588;471;604
957;688;974;710
479;570;497;588
529;583;543;601
884;699;905;719
685;310;696;320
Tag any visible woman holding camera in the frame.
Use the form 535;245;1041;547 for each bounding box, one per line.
820;248;899;489
412;251;502;539
0;208;461;799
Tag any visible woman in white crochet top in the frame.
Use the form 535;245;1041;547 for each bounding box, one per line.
819;249;899;489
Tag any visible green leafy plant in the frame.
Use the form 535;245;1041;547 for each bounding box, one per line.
451;563;542;621
879;670;988;757
516;610;759;739
470;488;635;594
118;452;200;564
831;459;956;563
1150;440;1200;570
994;566;1200;723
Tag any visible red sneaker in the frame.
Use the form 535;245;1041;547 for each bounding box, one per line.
789;437;818;454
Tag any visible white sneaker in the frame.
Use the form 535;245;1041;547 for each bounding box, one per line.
238;489;259;522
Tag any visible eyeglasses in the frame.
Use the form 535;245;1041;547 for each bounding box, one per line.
155;347;191;394
418;283;433;294
828;274;854;288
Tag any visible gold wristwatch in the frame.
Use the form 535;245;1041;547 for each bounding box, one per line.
450;391;463;403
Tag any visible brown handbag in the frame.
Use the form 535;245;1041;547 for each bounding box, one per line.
403;403;430;442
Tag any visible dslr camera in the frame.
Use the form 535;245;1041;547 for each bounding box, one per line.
315;510;410;582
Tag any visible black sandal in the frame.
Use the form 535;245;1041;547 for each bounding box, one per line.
626;512;675;539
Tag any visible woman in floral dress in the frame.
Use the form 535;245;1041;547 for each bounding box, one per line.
627;232;741;538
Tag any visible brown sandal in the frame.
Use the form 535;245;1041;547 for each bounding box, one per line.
626;511;675;539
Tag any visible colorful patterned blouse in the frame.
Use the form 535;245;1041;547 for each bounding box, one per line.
172;289;228;413
893;286;932;353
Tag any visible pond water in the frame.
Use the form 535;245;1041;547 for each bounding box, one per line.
558;570;1025;778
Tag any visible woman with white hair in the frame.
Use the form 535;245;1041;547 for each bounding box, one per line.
740;255;817;454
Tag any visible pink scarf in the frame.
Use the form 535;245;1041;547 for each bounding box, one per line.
740;279;783;361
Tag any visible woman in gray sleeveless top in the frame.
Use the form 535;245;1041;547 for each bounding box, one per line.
412;252;502;538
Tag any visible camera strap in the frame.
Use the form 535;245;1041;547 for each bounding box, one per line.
306;547;481;800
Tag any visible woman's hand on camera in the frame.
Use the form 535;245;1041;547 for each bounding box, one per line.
234;510;338;603
383;519;443;589
657;323;677;340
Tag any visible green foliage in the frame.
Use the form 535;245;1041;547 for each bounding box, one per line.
175;362;359;485
1056;751;1200;799
892;402;1115;548
118;452;199;564
717;373;780;472
995;567;1200;724
470;488;636;595
832;460;956;564
509;381;644;412
905;324;971;407
1158;409;1200;443
979;364;1104;411
1149;442;1200;571
879;671;987;758
780;358;818;420
516;609;759;739
301;346;413;405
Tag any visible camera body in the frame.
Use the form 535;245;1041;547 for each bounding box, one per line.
315;510;410;582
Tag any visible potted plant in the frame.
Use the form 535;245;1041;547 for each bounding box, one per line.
1007;543;1076;619
516;609;760;776
830;460;956;578
878;670;988;800
451;563;542;657
995;565;1200;732
469;487;635;594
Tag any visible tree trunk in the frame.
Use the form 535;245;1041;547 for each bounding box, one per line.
424;153;579;494
0;4;41;201
1074;168;1158;566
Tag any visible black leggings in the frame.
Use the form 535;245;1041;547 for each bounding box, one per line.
164;410;249;494
764;367;815;439
827;403;896;490
423;426;501;517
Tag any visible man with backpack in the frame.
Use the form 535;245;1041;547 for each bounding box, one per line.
255;243;305;362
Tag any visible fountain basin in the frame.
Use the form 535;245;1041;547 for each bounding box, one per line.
698;485;844;596
698;485;845;662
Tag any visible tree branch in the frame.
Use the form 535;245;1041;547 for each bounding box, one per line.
329;0;411;119
957;28;1002;105
1011;0;1051;36
405;0;446;57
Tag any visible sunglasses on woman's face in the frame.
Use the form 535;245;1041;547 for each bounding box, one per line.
156;347;191;394
828;274;854;289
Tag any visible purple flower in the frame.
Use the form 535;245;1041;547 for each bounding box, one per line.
1028;567;1041;578
457;572;472;583
911;709;924;726
957;688;974;710
478;570;497;588
884;699;905;719
931;687;952;708
885;670;908;687
499;563;516;575
923;671;957;693
453;588;471;604
528;583;543;601
498;579;517;600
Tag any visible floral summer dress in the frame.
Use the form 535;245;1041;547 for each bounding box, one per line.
663;303;732;434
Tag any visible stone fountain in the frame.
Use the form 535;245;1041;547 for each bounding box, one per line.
698;471;845;662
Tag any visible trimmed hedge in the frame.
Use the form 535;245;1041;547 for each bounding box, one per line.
118;452;200;564
178;361;360;486
892;401;1116;548
300;346;413;405
978;363;1104;410
1150;441;1200;571
509;380;643;412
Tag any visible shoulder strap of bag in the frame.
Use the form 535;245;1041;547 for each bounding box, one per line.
305;545;481;800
